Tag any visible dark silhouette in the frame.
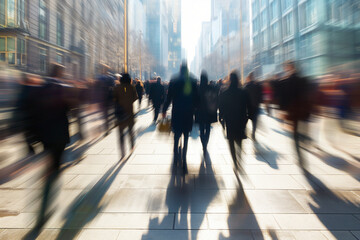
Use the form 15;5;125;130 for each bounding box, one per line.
113;73;138;158
162;63;199;174
195;71;218;154
244;72;262;141
25;64;72;237
219;71;249;171
135;78;144;109
96;64;115;134
272;61;312;166
149;77;165;122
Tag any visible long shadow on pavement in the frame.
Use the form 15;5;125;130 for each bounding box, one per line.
141;153;217;240
302;168;360;239
54;154;132;239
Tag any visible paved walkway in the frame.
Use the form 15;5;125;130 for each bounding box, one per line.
0;102;360;240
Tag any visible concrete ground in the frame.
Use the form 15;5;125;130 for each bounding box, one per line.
0;101;359;240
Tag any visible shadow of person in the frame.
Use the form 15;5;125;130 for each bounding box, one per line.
142;153;218;240
302;168;360;239
219;173;265;240
253;142;279;169
41;155;131;240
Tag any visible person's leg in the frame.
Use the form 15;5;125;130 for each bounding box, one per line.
154;105;160;122
204;123;211;150
199;123;205;151
129;122;135;150
293;120;304;167
182;132;189;174
228;139;238;169
173;131;182;171
119;126;125;158
37;144;64;228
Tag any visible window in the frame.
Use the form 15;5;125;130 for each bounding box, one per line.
0;36;21;65
261;10;267;29
17;0;25;25
261;0;266;9
16;38;25;65
56;51;63;64
56;10;64;46
39;0;48;40
299;0;317;29
39;47;47;72
0;0;5;26
252;0;258;17
282;0;293;12
283;12;294;37
263;30;268;48
270;0;278;21
270;22;279;43
70;23;75;46
7;0;15;26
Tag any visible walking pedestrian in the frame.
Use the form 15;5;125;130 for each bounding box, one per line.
195;71;218;155
162;63;199;174
219;71;249;171
114;73;138;158
244;72;262;141
149;77;165;123
135;78;144;109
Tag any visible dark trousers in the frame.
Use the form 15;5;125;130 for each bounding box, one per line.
173;131;189;169
119;122;135;158
153;104;161;122
199;123;211;151
37;143;66;227
228;138;243;168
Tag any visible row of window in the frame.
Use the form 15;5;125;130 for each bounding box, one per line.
252;0;294;16
0;0;25;27
0;36;25;65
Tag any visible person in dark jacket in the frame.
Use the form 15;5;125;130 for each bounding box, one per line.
114;73;138;158
219;71;249;171
244;72;262;141
195;71;218;154
96;64;115;135
162;63;199;174
34;63;72;232
135;78;144;109
273;61;312;166
149;76;165;122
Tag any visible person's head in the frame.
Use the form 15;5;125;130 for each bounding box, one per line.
283;61;296;74
229;71;240;88
200;71;208;87
156;76;161;84
49;63;65;78
180;61;188;76
120;73;131;84
247;72;254;83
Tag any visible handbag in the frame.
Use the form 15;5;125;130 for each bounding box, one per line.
158;118;171;133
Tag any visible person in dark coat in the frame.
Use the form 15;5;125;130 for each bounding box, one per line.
273;61;312;166
114;73;138;158
149;76;165;122
195;71;218;154
162;63;199;174
135;78;144;109
96;64;115;134
219;71;249;170
34;64;72;232
244;72;262;141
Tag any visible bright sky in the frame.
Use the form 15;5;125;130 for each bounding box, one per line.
181;0;211;63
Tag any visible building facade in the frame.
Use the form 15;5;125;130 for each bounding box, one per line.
167;0;181;77
252;0;360;78
0;0;125;79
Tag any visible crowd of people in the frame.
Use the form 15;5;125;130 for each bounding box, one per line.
2;59;359;238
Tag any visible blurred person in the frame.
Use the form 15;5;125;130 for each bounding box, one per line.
244;72;262;141
262;80;274;116
114;73;138;158
162;63;199;174
219;71;249;171
195;71;218;154
96;64;115;135
135;78;144;109
273;61;312;166
149;76;165;123
34;63;72;232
